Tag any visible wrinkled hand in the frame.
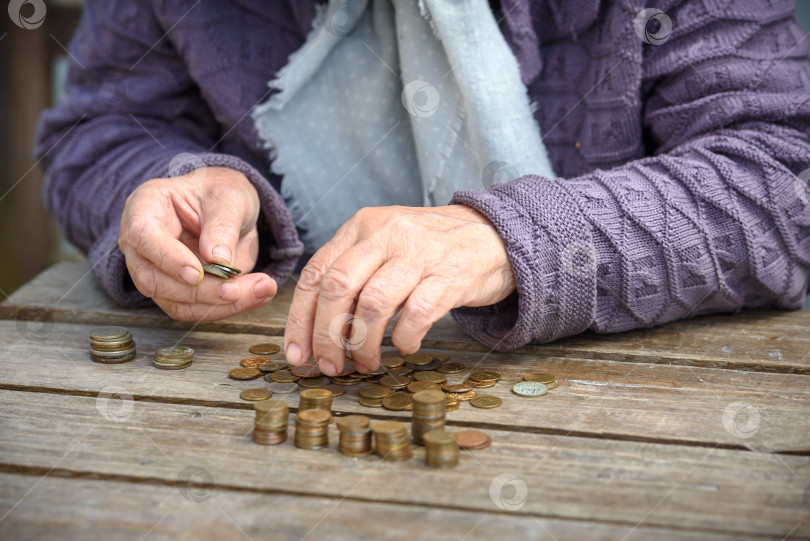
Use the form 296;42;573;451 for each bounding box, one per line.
284;205;516;375
119;166;277;320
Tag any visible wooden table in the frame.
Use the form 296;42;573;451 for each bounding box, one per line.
1;262;808;540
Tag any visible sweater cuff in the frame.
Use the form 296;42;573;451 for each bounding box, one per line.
449;175;597;349
89;152;303;307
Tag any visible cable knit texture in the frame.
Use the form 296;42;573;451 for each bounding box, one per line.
36;0;810;349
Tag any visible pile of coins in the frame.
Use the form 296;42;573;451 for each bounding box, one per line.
294;409;332;450
411;390;446;444
423;430;459;468
202;262;241;280
253;399;289;445
153;346;194;370
371;421;412;461
299;388;333;412
89;326;136;363
336;415;373;456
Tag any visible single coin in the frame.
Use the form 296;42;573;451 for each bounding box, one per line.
297;409;332;424
414;371;446;384
380;374;412;388
202;264;231;279
512;381;548;397
241;356;270;368
546;379;559;390
155;346;194;359
334;361;356;377
331;375;362;385
469;370;501;382
291;364;323;377
300;388;332;401
382;392;414;411
249;343;282;355
266;382;300;394
412;390;446;405
442;383;473;393
321;384;346;397
470;395;502;409
445;396;460;412
91;350;136;363
229;367;262;380
413;359;442;372
446;390;477;402
364;366;388;377
240;388;273;401
370;421;407;435
431;352;450;362
298;375;330;388
386;366;413;377
358;397;383;408
454;430;492;450
359;384;395;399
380;356;405;368
404;353;434;366
523;372;556;384
89;326;129;341
465;378;496;388
270;370;300;383
437;361;466;374
407;380;442;393
258;361;289;373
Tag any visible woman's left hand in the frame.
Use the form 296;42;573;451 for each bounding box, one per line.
283;204;516;375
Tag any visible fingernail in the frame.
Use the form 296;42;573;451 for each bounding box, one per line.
219;281;238;301
253;279;272;299
212;245;232;264
318;358;337;377
181;266;201;286
286;343;301;365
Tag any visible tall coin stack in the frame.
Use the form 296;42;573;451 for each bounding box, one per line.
299;388;333;412
371;421;413;461
253;399;289;445
89;326;136;363
294;409;332;449
423;430;459;468
411;390;447;444
153;346;194;370
336;415;373;457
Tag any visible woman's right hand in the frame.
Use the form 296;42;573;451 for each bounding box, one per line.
118;166;277;321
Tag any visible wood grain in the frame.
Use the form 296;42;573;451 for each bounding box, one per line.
3;262;810;374
1;391;808;538
0;474;753;541
1;321;809;451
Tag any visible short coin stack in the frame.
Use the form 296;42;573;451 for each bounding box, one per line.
299;388;333;412
202;262;241;280
371;421;413;461
411;390;447;445
294;409;332;450
89;326;136;363
423;430;459;468
153;346;194;370
253;399;289;445
336;415;374;456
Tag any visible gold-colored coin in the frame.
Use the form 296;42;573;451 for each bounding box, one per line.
258;360;289;373
431;352;449;362
387;365;413;377
437;361;465;374
469;370;501;382
298;376;330;388
249;343;281;355
240;356;269;368
89;326;129;342
404;353;434;366
442;383;472;393
465;378;496;388
380;374;412;388
546;379;559;390
445;396;460;412
380;356;405;368
359;384;395;399
358;396;383;408
407;380;442;393
321;384;346;397
414;371;447;384
270;370;301;383
381;392;414;411
240;388;273;401
523;372;556;384
229;367;262;380
470;395;502;409
446;390;476;402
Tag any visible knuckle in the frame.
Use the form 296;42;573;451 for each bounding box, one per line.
319;265;353;298
284;309;309;333
403;296;435;325
356;284;392;318
296;265;324;294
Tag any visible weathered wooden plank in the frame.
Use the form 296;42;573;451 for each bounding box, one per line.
3;262;810;373
2;321;809;451
0;390;807;538
0;474;751;541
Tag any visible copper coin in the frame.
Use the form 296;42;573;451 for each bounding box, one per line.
454;430;491;450
298;376;330;388
382;392;413;411
442;383;473;393
229;367;262;380
240;388;273;401
321;384;346;397
404;353;433;366
407;380;442;393
249;343;281;355
438;361;466;374
291;364;323;378
359;384;395;399
380;374;412;388
241;356;270;368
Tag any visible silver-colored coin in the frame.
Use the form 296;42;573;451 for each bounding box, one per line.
512;381;548;397
155;346;194;359
266;382;299;394
202;264;231;279
90;346;136;358
153;359;192;370
89;326;129;342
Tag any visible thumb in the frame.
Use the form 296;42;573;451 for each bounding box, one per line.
198;196;249;266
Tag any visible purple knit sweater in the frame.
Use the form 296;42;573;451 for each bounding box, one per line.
35;0;810;350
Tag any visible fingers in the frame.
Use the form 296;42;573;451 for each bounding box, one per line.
391;277;457;354
198;188;253;266
152;276;277;322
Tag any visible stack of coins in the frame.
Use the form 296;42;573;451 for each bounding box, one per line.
423;430;459;468
202;262;241;279
523;372;559;390
336;415;373;456
252;399;289;445
371;421;413;461
299;388;333;412
294;409;332;449
411;390;447;444
89;326;136;363
153;346;194;370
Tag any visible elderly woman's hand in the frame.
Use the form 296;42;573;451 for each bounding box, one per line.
284;205;516;375
118;167;277;320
